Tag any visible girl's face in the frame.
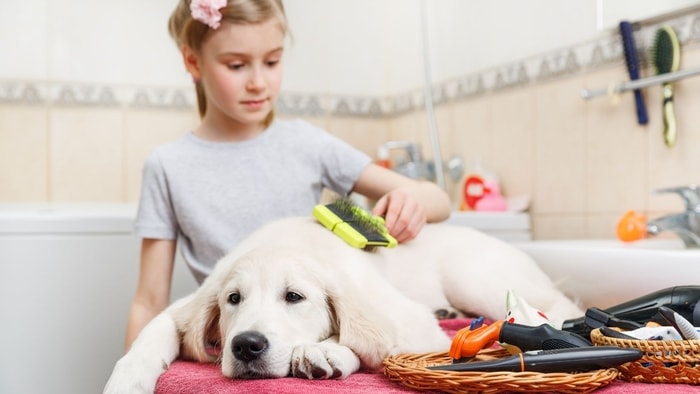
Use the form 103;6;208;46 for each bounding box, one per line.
190;18;285;136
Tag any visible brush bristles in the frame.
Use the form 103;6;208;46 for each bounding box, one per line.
328;198;386;236
652;26;680;75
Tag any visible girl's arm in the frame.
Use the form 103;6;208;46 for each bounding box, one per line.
352;163;451;243
124;238;177;351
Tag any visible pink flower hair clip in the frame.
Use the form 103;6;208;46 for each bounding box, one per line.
190;0;227;29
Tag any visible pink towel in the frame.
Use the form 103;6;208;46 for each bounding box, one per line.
156;318;699;393
157;363;435;394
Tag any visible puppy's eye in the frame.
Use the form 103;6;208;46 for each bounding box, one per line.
228;292;241;305
285;292;304;303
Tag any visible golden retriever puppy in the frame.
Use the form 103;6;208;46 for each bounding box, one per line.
104;217;582;393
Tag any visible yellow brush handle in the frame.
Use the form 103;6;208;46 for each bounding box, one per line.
662;83;676;147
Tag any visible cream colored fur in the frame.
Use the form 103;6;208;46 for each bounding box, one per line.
104;217;582;393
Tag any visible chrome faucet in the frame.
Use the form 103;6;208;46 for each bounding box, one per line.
646;185;700;248
378;141;429;180
378;140;464;183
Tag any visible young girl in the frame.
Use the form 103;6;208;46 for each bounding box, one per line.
124;0;451;349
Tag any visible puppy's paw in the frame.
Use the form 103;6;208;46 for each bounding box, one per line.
434;306;466;320
291;342;360;379
103;356;166;394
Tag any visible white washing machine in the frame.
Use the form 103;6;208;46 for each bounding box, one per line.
0;204;197;394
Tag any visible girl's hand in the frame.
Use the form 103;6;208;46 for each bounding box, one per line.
371;189;427;243
353;163;450;243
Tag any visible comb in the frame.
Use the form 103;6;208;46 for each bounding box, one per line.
619;21;648;125
312;198;397;249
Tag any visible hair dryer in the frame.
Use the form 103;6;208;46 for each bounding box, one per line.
561;285;700;338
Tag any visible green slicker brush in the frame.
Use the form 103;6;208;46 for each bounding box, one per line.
651;26;681;147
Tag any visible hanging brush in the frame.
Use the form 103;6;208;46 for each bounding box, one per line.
619;21;648;125
650;26;681;147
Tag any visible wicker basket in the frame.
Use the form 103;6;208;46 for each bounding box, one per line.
383;349;619;393
590;328;700;384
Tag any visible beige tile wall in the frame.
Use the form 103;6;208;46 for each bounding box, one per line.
1;47;698;241
385;47;700;240
0;106;49;201
49;108;125;201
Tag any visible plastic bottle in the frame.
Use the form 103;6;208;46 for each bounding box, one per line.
460;157;507;211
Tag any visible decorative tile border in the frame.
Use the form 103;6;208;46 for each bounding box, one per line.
0;81;198;110
2;9;698;118
0;82;45;106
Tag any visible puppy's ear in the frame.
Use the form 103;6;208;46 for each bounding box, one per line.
174;288;221;363
327;284;396;369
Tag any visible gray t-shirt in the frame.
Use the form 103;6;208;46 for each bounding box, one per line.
135;119;372;283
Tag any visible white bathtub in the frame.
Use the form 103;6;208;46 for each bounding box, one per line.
446;211;532;242
0;204;197;394
14;205;684;393
515;238;700;309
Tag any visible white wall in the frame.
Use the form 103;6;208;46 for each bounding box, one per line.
2;0;187;86
425;0;700;84
2;0;696;96
283;0;423;96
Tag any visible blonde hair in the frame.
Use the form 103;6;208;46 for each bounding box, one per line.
168;0;288;125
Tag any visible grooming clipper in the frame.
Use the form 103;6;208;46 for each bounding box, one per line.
449;320;592;361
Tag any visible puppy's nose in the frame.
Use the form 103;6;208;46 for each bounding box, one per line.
232;331;268;362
